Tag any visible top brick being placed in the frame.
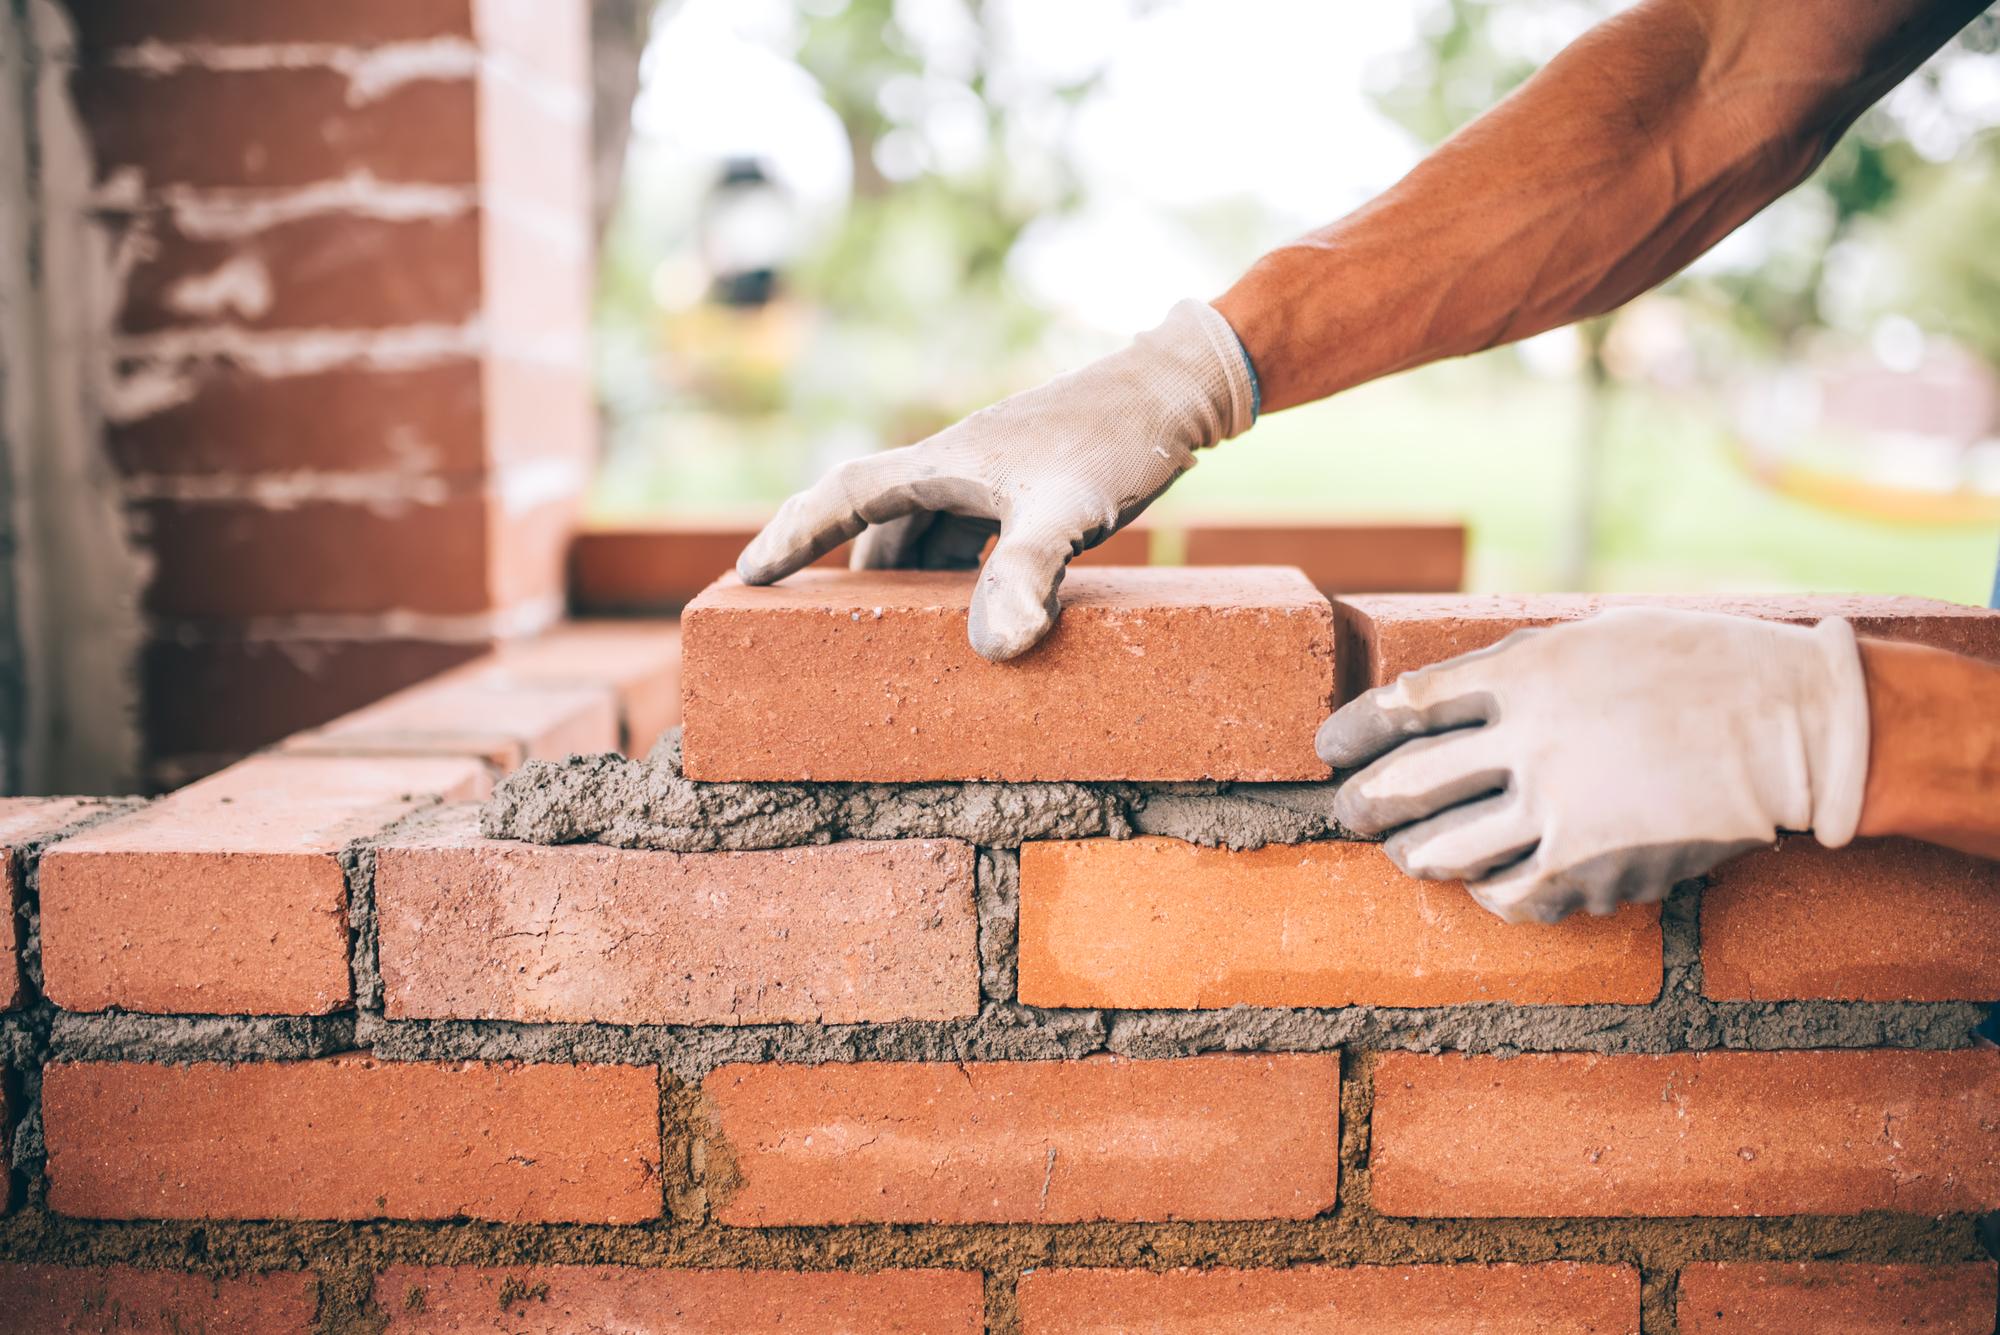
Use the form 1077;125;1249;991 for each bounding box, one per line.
681;566;1333;783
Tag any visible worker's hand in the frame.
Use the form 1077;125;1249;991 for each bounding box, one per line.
736;300;1256;661
1320;608;1873;923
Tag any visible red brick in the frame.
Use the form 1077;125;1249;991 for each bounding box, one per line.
41;1057;660;1222
1704;838;2000;1002
569;525;846;614
1183;521;1466;595
143;635;489;757
1334;594;2000;702
487;493;581;612
376;815;978;1025
483;356;595;468
282;667;616;770
139;493;500;618
1018;1263;1640;1335
75;69;478;190
1019;837;1661;1009
1065;524;1155;567
70;0;475;48
0;1265;318;1333
469;0;590;92
108;361;488;479
705;1054;1340;1225
1371;1049;2000;1217
477;64;589;221
683;568;1334;782
40;753;487;1015
482;206;590;348
0;799;101;1010
1677;1262;1998;1334
488;621;681;756
378;1265;983;1333
120;213;482;335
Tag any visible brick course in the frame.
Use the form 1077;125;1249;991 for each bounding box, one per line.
682;567;1334;782
1018;837;1661;1008
376;817;978;1025
1676;1262;1998;1334
704;1055;1340;1225
41;1058;660;1222
1371;1050;2000;1217
0;1265;319;1334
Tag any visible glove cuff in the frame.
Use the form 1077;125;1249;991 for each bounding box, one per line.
1150;300;1259;445
1807;616;1871;848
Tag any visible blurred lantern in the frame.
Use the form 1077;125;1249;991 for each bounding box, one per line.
699;156;797;308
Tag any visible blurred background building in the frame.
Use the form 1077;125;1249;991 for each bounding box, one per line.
593;0;2000;602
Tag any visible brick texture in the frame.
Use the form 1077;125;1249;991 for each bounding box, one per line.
0;798;99;1010
41;1058;660;1223
682;568;1334;782
377;1266;985;1334
1370;1049;2000;1217
485;621;682;757
1017;1263;1641;1335
376;815;978;1025
1334;593;2000;702
1018;837;1661;1008
281;667;617;770
1677;1262;1998;1334
39;754;487;1015
569;525;848;614
704;1054;1340;1225
1182;521;1466;595
0;1264;318;1333
1703;838;2000;1002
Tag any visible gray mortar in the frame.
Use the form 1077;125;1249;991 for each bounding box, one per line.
481;729;1362;851
976;848;1019;1003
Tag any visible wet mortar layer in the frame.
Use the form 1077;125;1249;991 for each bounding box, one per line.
479;731;1348;852
5;785;1998;1331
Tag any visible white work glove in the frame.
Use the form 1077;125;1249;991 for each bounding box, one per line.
1320;608;1872;923
737;300;1257;660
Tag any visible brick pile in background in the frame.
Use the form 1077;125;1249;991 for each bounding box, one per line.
61;0;597;785
2;573;1997;1334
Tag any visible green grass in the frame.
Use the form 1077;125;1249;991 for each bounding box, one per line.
591;360;2000;605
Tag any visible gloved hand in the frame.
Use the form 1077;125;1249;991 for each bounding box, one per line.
736;300;1257;661
1319;607;1872;923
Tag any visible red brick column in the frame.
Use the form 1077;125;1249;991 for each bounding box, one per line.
60;0;594;785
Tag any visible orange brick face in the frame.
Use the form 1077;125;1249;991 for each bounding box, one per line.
704;1055;1340;1226
682;568;1334;782
41;1058;661;1223
39;754;486;1015
0;1265;319;1334
1016;1264;1641;1335
377;1266;985;1334
376;817;979;1025
1182;521;1466;596
1333;593;2000;702
1018;837;1661;1008
282;669;618;771
1677;1263;1999;1334
1370;1049;2000;1217
487;621;682;757
568;526;847;614
0;798;100;1010
1703;838;2000;1001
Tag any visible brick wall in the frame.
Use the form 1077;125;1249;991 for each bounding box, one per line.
2;575;1998;1333
50;0;596;787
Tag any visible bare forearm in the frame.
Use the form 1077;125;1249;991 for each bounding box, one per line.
1215;0;1988;412
1855;638;2000;858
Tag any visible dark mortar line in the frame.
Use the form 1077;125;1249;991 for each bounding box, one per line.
346;801;465;1017
982;1267;1017;1335
975;847;1018;1006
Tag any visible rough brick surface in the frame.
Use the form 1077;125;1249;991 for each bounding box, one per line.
1703;838;2000;1002
0;798;98;1010
682;568;1333;782
487;621;682;757
1333;593;2000;701
1019;837;1661;1008
705;1054;1340;1225
378;1266;985;1333
570;525;848;614
41;1058;660;1223
1371;1049;2000;1217
282;667;617;770
0;1264;318;1333
1676;1262;1998;1334
39;755;487;1015
1017;1263;1640;1334
1183;521;1466;595
377;814;978;1025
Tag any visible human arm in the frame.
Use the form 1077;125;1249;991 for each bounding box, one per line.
1856;638;2000;858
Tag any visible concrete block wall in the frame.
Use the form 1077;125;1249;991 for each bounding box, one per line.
2;574;1998;1333
48;0;596;787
